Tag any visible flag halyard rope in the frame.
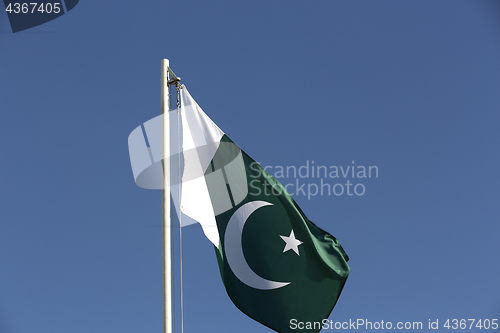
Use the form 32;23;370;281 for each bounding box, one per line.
176;82;184;333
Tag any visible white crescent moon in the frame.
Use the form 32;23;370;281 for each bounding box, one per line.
224;201;290;290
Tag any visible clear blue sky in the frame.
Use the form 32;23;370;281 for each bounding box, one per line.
1;1;500;332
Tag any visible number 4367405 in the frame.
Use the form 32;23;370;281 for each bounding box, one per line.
5;3;61;14
444;319;498;330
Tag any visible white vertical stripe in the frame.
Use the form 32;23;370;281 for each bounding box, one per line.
178;88;222;247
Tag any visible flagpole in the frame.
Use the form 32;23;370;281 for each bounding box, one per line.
161;59;172;333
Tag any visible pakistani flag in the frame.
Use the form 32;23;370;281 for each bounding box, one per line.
128;86;350;333
211;137;350;333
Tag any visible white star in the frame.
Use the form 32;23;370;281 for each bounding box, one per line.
280;230;303;256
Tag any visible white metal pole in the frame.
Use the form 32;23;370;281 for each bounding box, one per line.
161;59;172;333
